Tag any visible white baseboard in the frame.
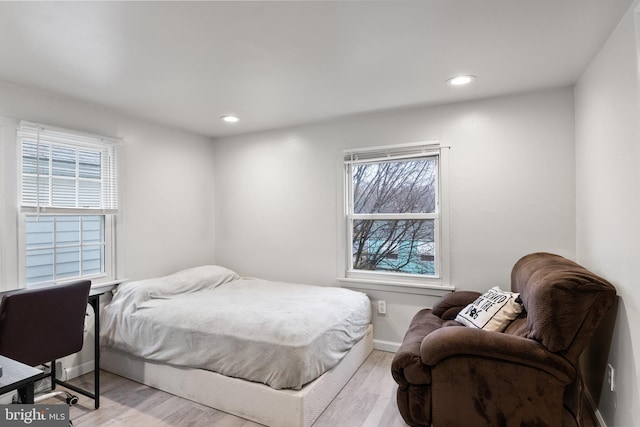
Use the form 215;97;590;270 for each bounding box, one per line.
0;360;94;404
62;360;95;381
373;339;400;353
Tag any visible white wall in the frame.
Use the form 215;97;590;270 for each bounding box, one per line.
214;88;576;347
115;120;216;279
574;2;640;426
0;81;216;377
0;81;217;285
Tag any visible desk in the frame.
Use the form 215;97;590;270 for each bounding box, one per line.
0;355;43;403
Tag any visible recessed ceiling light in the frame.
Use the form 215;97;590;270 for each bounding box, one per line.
221;115;240;123
446;75;476;86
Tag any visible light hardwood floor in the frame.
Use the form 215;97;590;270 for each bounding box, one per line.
51;350;407;427
48;350;600;427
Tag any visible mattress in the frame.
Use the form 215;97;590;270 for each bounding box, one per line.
100;265;372;390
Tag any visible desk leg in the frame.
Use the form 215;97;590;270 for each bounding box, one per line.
90;296;100;409
18;383;34;404
58;295;101;408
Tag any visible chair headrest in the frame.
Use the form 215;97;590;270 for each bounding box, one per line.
511;252;616;354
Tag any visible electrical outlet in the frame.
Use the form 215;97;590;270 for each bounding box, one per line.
607;364;615;392
377;300;387;315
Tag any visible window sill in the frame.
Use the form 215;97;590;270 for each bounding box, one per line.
338;277;454;296
91;278;127;293
18;278;126;295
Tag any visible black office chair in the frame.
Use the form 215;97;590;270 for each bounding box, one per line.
0;280;91;405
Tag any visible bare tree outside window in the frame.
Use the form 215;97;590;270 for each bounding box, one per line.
350;157;438;275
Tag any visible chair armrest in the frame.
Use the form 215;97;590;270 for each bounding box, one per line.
431;291;481;319
420;327;575;383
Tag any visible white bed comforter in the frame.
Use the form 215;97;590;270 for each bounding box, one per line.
101;266;371;390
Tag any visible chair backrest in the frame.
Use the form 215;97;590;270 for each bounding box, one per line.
510;253;616;362
0;280;91;366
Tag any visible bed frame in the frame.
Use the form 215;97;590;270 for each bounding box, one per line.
101;325;373;427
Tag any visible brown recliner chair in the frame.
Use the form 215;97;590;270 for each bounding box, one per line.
391;252;617;427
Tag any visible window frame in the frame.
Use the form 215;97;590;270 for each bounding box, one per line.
339;141;451;291
16;122;120;288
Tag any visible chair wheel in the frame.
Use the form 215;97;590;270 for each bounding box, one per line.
66;395;79;405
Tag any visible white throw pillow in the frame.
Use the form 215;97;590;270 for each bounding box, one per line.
455;286;523;332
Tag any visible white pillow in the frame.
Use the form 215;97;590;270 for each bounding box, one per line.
455;286;523;332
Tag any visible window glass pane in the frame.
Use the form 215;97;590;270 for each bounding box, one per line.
25;216;54;249
82;216;103;244
22;176;50;206
26;248;54;284
56;246;80;279
79;150;101;179
352;219;435;275
353;157;437;214
22;141;50;175
78;180;101;208
56;216;80;245
51;177;76;207
51;146;76;177
22;141;38;174
82;246;103;275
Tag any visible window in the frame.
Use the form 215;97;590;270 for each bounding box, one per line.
18;122;119;286
343;142;449;286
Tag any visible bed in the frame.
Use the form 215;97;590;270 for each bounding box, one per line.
100;265;373;426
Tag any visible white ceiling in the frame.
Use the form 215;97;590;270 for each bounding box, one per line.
0;1;633;138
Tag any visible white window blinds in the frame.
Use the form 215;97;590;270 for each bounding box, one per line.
18;122;120;214
343;141;441;164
